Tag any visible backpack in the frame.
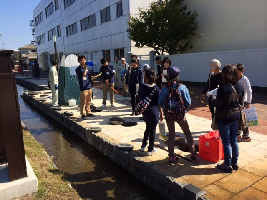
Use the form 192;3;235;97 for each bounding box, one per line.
164;84;186;120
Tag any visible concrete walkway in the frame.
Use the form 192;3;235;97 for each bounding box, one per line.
16;74;267;200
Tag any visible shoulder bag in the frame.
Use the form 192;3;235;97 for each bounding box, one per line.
231;85;247;130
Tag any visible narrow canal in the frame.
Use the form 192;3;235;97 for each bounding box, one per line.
17;85;161;200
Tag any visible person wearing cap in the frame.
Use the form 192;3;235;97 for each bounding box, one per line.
155;56;163;89
114;57;123;90
201;59;223;120
125;59;143;115
158;64;198;164
99;58;116;109
121;58;130;97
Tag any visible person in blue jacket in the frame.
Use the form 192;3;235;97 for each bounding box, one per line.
125;59;143;115
75;55;95;118
158;66;198;164
99;58;116;109
139;69;159;156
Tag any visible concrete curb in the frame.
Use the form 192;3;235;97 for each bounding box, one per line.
20;89;207;200
16;77;48;91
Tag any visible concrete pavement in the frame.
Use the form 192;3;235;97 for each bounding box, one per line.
16;73;267;200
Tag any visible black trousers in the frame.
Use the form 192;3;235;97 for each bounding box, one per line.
208;99;215;119
129;84;139;111
142;122;157;151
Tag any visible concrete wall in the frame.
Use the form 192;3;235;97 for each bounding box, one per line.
157;48;267;87
185;0;267;53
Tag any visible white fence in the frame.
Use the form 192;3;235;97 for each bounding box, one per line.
154;49;267;87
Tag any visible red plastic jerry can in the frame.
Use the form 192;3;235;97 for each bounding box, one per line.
199;131;224;162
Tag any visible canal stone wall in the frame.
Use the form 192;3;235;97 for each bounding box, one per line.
21;92;207;200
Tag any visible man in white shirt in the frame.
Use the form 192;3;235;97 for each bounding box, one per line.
49;60;59;107
236;63;252;142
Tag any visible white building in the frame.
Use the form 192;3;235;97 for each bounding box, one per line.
33;0;156;71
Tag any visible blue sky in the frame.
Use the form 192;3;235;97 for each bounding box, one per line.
0;0;38;50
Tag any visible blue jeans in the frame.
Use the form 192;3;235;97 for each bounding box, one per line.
218;121;239;166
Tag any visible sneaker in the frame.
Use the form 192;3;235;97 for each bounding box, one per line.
168;156;179;165
237;135;242;141
130;111;135;116
81;114;86;119
190;153;199;161
111;104;116;107
238;136;251;142
140;145;148;152
216;164;232;173
86;113;95;117
232;164;239;170
101;104;106;109
147;148;157;156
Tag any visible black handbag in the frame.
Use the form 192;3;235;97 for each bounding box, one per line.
231;85;247;130
135;87;157;115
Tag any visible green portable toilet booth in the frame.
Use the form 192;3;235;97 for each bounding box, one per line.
58;54;80;106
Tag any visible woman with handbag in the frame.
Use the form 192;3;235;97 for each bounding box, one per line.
211;64;244;173
138;69;159;156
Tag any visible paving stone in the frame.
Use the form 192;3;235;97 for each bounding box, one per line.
255;141;267;150
252;177;267;193
215;169;261;193
230;187;267;200
203;184;234;200
183;167;226;189
239;147;267;162
243;158;267;177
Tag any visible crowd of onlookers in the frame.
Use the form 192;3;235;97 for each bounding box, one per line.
49;55;252;171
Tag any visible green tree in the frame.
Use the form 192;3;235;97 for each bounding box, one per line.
127;0;198;55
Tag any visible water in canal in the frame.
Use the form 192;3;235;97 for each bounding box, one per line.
17;85;161;200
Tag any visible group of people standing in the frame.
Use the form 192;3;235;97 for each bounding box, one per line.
49;54;253;169
201;59;252;173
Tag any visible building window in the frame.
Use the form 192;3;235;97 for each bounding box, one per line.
37;33;45;44
66;22;78;36
80;14;96;31
101;7;111;23
48;28;56;41
103;50;111;62
54;0;59;11
64;0;75;9
35;12;43;26
57;25;61;37
116;1;123;18
114;48;124;59
45;2;54;18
